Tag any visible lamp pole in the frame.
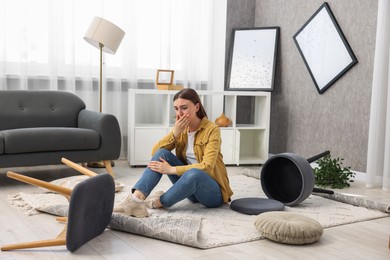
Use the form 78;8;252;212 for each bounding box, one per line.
84;17;125;169
99;43;103;113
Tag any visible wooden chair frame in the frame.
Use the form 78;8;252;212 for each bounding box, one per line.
1;157;113;251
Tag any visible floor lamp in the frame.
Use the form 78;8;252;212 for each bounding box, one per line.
84;17;125;168
84;16;125;112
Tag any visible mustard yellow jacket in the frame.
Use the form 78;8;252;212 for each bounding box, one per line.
152;117;233;203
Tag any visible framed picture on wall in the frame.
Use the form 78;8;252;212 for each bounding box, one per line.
293;2;358;94
226;27;280;91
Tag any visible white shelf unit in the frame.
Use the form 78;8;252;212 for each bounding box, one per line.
128;89;270;166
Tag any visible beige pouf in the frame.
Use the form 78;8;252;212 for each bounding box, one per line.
254;211;323;245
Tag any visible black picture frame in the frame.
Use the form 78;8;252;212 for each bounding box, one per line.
226;27;279;91
293;2;358;94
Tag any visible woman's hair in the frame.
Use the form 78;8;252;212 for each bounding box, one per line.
173;88;207;119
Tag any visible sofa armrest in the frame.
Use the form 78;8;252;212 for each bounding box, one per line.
77;109;121;160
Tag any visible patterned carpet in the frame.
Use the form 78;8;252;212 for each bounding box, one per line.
9;174;390;249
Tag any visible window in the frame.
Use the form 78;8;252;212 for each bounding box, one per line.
1;0;212;81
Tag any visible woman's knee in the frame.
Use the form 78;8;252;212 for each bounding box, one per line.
152;148;172;160
181;169;206;183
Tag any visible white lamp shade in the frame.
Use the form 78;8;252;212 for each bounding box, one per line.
84;17;125;54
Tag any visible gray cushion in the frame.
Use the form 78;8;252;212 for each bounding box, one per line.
0;90;85;130
2;127;100;154
230;197;284;215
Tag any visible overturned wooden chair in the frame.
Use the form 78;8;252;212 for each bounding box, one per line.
1;158;115;252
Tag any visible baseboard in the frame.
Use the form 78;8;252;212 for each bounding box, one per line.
352;170;366;182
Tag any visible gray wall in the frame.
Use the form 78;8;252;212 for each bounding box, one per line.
226;0;378;171
225;0;256;124
225;0;256;86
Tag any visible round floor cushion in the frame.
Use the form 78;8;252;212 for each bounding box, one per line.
230;197;284;215
254;211;323;244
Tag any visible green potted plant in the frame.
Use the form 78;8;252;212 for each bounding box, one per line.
312;155;355;189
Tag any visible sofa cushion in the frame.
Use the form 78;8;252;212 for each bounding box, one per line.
2;127;100;154
0;90;85;131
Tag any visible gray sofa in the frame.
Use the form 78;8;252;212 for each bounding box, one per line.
0;90;121;175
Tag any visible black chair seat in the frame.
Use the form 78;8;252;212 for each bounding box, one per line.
230;197;285;215
67;173;115;251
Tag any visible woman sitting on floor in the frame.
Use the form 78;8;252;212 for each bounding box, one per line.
114;88;233;217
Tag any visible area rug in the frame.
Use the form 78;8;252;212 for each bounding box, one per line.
8;174;390;249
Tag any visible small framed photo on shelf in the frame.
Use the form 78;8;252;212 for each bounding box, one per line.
155;69;183;90
226;27;280;91
156;69;174;85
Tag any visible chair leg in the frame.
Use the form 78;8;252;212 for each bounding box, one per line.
61;158;98;177
103;160;114;177
56;216;68;223
1;238;66;251
1;222;67;251
7;171;72;198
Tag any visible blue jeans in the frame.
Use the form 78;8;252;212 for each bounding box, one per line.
132;149;223;208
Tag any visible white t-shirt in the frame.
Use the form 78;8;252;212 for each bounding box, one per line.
186;130;198;164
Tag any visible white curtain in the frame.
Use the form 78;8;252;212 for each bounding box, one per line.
366;0;390;191
0;0;226;158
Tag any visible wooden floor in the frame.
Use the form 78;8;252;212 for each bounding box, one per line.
0;160;389;259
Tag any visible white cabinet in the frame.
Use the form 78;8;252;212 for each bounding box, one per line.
220;129;235;164
133;128;168;162
128;89;270;166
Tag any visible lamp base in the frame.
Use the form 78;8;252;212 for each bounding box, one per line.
87;160;115;168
